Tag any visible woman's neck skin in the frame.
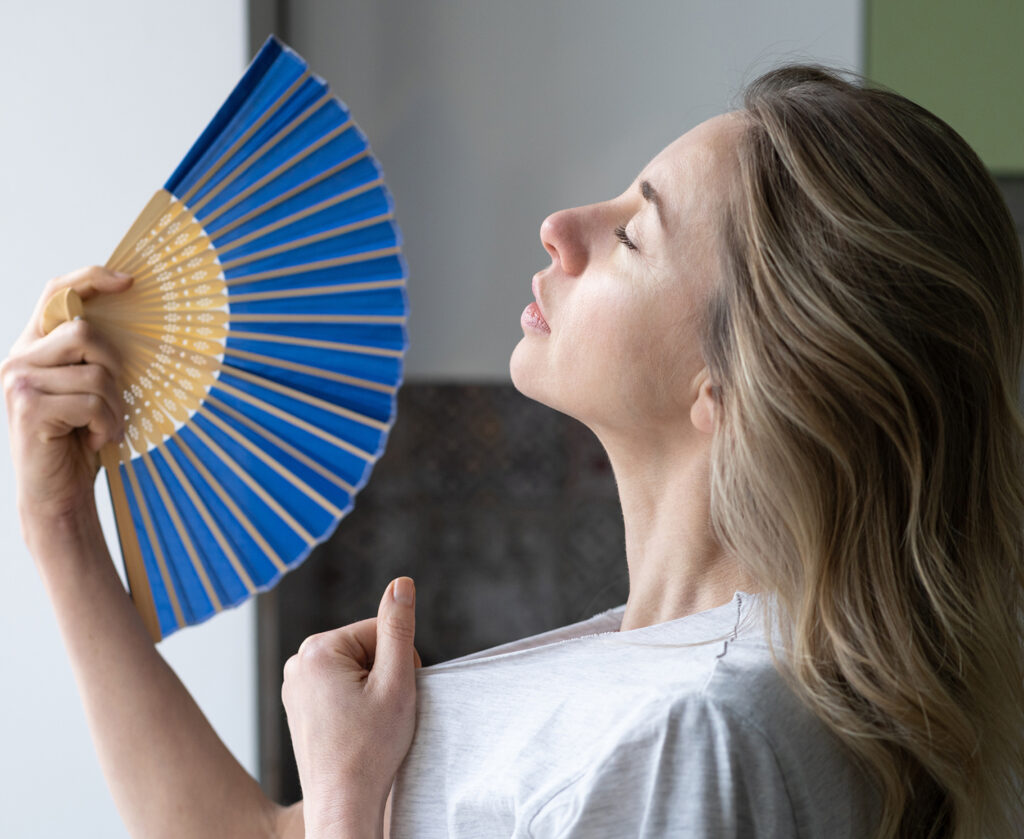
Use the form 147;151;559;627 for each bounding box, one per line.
597;373;752;632
610;449;743;631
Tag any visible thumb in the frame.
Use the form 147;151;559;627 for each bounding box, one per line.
370;577;417;691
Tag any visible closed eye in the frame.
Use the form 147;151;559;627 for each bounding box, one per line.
614;224;638;252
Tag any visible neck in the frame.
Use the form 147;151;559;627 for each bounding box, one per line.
597;427;752;631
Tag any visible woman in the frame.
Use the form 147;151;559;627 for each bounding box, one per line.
5;64;1023;838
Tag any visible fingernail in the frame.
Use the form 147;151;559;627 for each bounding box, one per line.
112;270;132;279
393;577;414;606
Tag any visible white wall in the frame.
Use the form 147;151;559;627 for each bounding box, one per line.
287;0;864;380
0;3;254;837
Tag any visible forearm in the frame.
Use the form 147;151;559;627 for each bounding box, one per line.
26;503;282;839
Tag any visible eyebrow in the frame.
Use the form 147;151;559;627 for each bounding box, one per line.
640;179;665;228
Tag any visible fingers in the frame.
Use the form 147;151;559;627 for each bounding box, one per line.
284;618;376;682
35;392;123;451
21;318;124;375
41;265;133;307
20;266;132;346
369;577;417;693
3;318;126;452
281;578;418;696
28;364;125;444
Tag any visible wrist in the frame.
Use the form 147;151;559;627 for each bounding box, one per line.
304;792;387;839
19;496;105;562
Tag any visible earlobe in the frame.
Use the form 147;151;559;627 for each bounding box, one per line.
690;370;717;434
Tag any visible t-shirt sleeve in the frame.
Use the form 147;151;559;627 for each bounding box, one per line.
524;693;798;838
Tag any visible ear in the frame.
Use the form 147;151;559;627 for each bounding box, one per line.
690;367;718;434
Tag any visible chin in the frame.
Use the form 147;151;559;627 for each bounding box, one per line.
508;339;534;396
510;341;587;425
509;339;553;407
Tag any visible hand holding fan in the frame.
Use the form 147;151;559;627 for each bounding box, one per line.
41;36;408;643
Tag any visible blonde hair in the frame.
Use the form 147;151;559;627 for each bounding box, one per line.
702;65;1024;838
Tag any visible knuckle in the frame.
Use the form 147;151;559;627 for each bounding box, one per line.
68;318;92;342
297;633;332;663
84;393;104;415
84;364;106;390
4;366;30;396
282;654;296;687
7;372;37;412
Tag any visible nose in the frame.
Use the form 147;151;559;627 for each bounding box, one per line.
539;206;589;276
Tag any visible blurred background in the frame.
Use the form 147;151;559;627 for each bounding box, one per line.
1;0;1020;834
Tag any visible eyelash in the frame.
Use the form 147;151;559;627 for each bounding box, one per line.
614;224;638;252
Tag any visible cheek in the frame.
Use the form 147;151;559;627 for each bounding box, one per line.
556;297;664;405
586;293;698;418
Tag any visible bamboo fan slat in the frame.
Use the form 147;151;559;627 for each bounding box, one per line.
39;35;408;642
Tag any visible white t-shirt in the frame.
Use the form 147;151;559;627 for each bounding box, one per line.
390;591;881;837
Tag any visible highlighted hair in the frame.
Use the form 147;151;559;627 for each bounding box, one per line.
703;65;1024;838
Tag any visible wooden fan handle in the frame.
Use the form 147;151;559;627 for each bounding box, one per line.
40;287;84;335
38;285;164;643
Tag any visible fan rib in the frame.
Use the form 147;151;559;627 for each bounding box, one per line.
172;436;289;575
231;313;405;324
112;196;215;279
219;212;393;271
159;443;258;595
120;216;214;280
228;277;404;301
101;445;163;642
180;69;313;209
226;330;402;359
122;236;221;288
221;363;388;436
205;393;358;494
213;378;376;467
223;346;395;394
122;364;179;449
123;458;187;631
192;116;354;226
142;451;224;613
107;191;175;269
214;177;383;258
119;353;217;452
108;330;224;388
185;421;316;544
189;90;335;218
197;404;345;518
225;246;400;286
119;327;223;370
204;149;371;240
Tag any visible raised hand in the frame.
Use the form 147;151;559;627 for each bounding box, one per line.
282;577;420;839
2;266;131;535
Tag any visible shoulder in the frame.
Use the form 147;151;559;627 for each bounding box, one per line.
526;637;880;838
524;682;798;838
697;637;882;837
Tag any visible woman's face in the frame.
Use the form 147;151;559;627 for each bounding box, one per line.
509;112;745;440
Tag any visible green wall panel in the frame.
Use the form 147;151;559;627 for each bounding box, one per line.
866;0;1024;174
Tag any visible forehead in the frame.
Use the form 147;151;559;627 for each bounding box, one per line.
640;112;745;232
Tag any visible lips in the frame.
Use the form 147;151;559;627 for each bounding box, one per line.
531;275;548;323
523;274;551;334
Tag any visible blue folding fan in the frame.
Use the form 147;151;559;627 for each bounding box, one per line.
41;35;407;643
